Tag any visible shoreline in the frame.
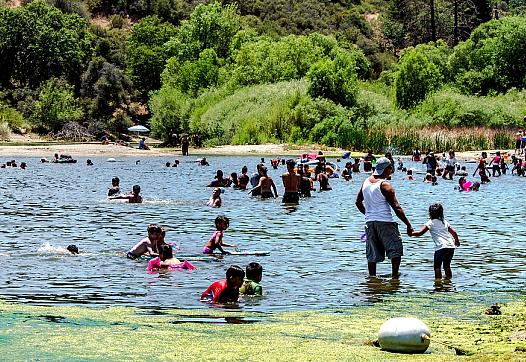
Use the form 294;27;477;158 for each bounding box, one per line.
0;142;507;160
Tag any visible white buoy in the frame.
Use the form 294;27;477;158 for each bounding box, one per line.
378;317;431;353
107;158;116;162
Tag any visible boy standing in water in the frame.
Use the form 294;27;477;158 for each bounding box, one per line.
281;159;300;204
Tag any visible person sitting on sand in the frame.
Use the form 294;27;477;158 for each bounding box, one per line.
138;138;150;150
249;166;278;199
109;184;143;203
202;215;235;254
201;265;245;304
127;224;164;259
207;187;222;208
239;262;263;296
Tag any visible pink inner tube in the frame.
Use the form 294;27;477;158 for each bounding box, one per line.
462;181;473;191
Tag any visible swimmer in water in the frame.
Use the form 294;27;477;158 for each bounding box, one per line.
239;262;263;296
409;203;460;279
67;245;79;254
109;184;142;203
200;265;245;303
341;162;353;181
208;170;230;187
207;187;222;208
108;177;120;197
238;166;249;190
127;224;164;259
315;164;332;191
147;244;195;272
249;166;278;199
405;169;414;180
202;215;236;254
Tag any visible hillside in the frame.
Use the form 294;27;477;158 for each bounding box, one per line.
0;0;525;151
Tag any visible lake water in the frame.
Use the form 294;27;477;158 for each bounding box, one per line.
0;155;524;312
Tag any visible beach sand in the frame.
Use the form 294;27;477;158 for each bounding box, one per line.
0;135;508;160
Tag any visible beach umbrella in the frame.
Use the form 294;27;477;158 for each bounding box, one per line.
127;125;150;133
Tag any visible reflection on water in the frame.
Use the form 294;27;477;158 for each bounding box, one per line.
0;155;524;312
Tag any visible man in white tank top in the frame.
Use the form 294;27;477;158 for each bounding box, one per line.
355;157;413;278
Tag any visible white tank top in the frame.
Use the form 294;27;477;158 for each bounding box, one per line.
362;178;393;222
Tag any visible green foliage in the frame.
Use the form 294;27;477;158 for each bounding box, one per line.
394;48;443;109
149;87;191;142
81;57;133;121
0;122;10;141
415;87;525;127
0;1;93;88
450;16;526;94
165;2;241;62
31;78;83;133
126;16;177;97
307;49;359;107
162;49;221;97
0;105;27;133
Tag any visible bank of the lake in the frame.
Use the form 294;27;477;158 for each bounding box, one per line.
0;294;524;361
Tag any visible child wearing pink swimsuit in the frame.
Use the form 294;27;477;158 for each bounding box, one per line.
202;215;236;254
147;244;195;272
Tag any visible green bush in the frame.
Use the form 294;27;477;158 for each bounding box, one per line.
0;121;10;141
0;106;27;132
394;49;443;109
31;78;83;133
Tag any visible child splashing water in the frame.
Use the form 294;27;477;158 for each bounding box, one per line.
202;215;237;254
147;244;195;272
410;203;460;279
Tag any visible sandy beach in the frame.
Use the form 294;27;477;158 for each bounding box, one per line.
0;141;506;161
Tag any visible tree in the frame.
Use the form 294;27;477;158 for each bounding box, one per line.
31;78;83;133
149;87;191;142
394;49;443;109
307;49;358;107
126;16;177;98
0;1;93;89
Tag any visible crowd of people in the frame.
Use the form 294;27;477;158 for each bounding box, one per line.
8;144;519;305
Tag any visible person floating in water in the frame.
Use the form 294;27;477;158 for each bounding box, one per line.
67;245;79;254
249;166;278;199
410;203;460;279
200;265;245;303
127;224;164;259
202;215;236;254
147;244;195;272
239;262;263;296
87;159;94;166
198;157;209;166
207;187;222;208
281;159;300;204
109;184;142;203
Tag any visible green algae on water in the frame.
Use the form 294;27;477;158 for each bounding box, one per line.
0;293;525;361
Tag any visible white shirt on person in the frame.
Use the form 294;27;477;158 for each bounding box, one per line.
424;219;456;250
